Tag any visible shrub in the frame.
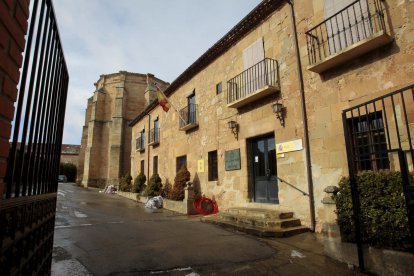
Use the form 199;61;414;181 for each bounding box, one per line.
119;173;133;192
59;163;77;182
334;171;413;250
161;178;172;199
170;165;190;201
132;172;146;193
144;173;162;196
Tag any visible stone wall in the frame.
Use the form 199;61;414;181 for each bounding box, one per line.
79;71;168;188
130;0;414;233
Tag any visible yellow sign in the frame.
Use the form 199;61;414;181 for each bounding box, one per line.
197;159;204;173
276;139;303;154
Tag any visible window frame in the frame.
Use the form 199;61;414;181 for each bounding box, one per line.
348;111;389;172
176;155;187;172
208;150;218;181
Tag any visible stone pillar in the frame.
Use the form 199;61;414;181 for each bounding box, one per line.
144;73;157;107
185;181;196;214
108;83;125;185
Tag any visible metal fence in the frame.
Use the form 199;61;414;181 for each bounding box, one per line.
342;84;414;270
0;0;69;274
306;0;387;65
227;58;278;104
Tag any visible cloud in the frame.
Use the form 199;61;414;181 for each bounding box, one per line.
53;0;261;144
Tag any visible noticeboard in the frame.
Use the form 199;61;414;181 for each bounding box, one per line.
225;149;241;171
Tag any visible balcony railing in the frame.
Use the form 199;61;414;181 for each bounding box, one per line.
148;128;160;146
227;58;279;108
136;136;145;151
179;104;198;131
306;0;392;73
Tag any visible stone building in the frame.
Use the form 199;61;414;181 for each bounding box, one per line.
129;0;413;238
60;144;80;167
78;71;168;188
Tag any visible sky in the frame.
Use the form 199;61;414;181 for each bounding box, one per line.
52;0;262;145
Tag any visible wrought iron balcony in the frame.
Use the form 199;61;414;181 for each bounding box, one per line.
148;128;160;146
227;58;279;108
179;104;198;131
306;0;392;73
136;136;145;151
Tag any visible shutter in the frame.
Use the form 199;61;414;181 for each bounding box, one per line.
324;0;370;55
243;37;264;70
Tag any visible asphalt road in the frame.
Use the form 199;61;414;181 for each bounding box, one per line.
52;183;276;275
52;183;361;276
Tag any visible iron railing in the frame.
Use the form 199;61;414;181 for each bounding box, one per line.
1;0;69;274
306;0;387;66
227;58;278;104
179;104;198;129
342;84;414;270
149;128;160;145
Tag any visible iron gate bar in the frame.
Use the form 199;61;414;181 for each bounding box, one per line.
21;1;48;197
398;150;414;250
342;110;365;270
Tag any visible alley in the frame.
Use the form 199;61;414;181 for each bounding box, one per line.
52;183;361;275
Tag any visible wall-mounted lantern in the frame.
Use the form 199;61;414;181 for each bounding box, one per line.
272;102;285;127
227;120;239;140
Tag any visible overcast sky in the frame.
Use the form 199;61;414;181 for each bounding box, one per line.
52;0;262;145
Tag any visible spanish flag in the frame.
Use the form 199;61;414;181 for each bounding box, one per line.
157;87;171;112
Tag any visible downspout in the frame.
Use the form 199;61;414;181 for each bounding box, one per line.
286;0;316;231
147;114;151;180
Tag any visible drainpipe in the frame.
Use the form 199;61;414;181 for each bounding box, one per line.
147;114;151;180
286;0;316;232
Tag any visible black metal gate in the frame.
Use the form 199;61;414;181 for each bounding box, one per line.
342;84;414;270
0;0;68;274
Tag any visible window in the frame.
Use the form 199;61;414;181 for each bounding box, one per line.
216;82;222;94
154;118;159;144
187;93;196;125
140;160;145;174
348;112;389;172
176;155;187;172
141;129;145;150
153;156;158;175
208;150;218;181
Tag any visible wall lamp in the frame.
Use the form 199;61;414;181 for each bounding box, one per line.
272;102;285;127
227;120;239;140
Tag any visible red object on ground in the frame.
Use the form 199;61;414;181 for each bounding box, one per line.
193;196;219;215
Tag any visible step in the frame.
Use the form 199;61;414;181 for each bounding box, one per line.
226;207;293;219
202;216;309;238
219;212;301;228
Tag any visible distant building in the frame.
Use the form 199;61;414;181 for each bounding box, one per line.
60;144;80;166
78;71;168;188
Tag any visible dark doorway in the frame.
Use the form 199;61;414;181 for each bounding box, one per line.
251;135;278;203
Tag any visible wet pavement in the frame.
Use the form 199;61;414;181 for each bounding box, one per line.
52;183;363;275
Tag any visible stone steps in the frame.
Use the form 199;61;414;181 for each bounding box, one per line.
201;207;309;238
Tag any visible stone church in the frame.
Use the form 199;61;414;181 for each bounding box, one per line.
77;71;168;188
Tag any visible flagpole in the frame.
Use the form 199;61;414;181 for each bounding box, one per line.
154;84;187;125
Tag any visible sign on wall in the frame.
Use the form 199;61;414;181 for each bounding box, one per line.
197;159;204;173
225;149;241;171
276;139;303;154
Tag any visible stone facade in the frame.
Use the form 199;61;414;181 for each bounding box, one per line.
130;0;414;234
78;71;168;188
60;144;80;167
